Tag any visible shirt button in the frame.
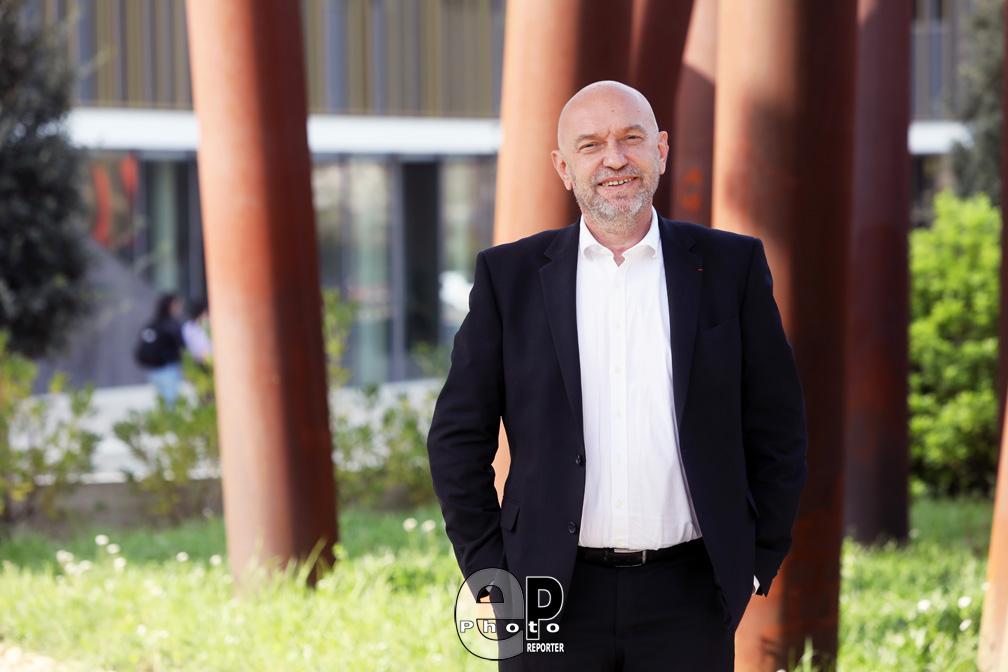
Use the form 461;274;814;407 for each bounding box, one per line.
615;501;623;510
568;522;578;534
613;322;622;331
614;410;623;420
574;454;583;466
615;455;623;465
613;365;622;375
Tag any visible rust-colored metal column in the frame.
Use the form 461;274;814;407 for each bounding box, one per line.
842;0;911;544
712;2;857;669
627;0;694;217
982;410;1008;670
185;0;338;584
979;4;1008;665
671;0;717;227
491;0;634;498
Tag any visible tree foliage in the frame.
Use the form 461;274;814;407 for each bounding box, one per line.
909;192;1000;495
950;0;1004;203
0;0;92;357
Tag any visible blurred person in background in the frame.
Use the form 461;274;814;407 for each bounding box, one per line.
182;298;212;365
134;293;185;405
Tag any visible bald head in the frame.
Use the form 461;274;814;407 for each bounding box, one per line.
550;80;669;246
557;81;659;151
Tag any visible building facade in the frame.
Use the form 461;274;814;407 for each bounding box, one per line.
20;0;975;388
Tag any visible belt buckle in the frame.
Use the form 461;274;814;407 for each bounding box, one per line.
611;548;645;567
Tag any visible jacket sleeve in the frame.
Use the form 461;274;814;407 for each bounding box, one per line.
740;239;808;596
427;251;507;580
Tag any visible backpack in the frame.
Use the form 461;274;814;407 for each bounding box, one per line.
134;322;170;368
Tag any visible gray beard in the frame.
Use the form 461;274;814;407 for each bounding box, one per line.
570;169;658;236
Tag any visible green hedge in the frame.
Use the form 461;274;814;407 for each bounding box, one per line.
909;191;1000;495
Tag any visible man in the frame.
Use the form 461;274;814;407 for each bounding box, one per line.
428;81;807;671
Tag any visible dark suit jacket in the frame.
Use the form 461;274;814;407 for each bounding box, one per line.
427;215;807;629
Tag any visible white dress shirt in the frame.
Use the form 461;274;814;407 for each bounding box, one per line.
575;208;700;550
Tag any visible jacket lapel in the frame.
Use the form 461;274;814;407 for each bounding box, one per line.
659;218;703;426
540;224;585;437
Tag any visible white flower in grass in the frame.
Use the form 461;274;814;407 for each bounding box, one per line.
917;599;931;613
113;557;127;572
56;550;74;564
136;624;148;636
66;560;93;576
961;619;973;631
176;552;189;563
210;554;223;566
403;518;418;532
94;535;109;547
421;519;437;533
959;596;973;609
908;528;920;539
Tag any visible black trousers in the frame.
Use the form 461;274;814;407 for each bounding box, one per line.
499;541;734;671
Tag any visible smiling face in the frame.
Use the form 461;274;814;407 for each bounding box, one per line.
551;82;669;239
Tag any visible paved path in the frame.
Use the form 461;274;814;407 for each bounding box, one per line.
0;644;105;672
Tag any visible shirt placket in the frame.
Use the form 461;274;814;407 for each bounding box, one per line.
609;258;630;547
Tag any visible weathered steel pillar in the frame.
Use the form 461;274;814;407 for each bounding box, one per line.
712;2;857;669
185;0;338;584
979;4;1008;665
843;0;911;544
982;410;1008;670
491;0;634;498
627;0;694;216
671;0;717;227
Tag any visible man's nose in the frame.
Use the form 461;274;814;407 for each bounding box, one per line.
602;143;627;169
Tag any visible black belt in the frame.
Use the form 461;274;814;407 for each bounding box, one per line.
576;538;703;567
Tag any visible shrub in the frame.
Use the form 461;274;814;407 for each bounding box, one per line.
909;191;1000;495
0;332;98;534
332;386;437;509
322;288;442;509
113;356;219;523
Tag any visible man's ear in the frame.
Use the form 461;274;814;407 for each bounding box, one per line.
551;150;574;191
657;131;670;176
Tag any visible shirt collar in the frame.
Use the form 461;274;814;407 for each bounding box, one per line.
578;207;660;260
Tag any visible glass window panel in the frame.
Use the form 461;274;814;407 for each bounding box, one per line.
438;157;495;343
347;159;392;383
314;158;392;384
76;0;98;102
325;1;348;110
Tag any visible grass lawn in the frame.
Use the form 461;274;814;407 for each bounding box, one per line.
0;498;993;671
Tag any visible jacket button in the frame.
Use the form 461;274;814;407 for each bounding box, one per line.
574;454;583;466
568;522;578;534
